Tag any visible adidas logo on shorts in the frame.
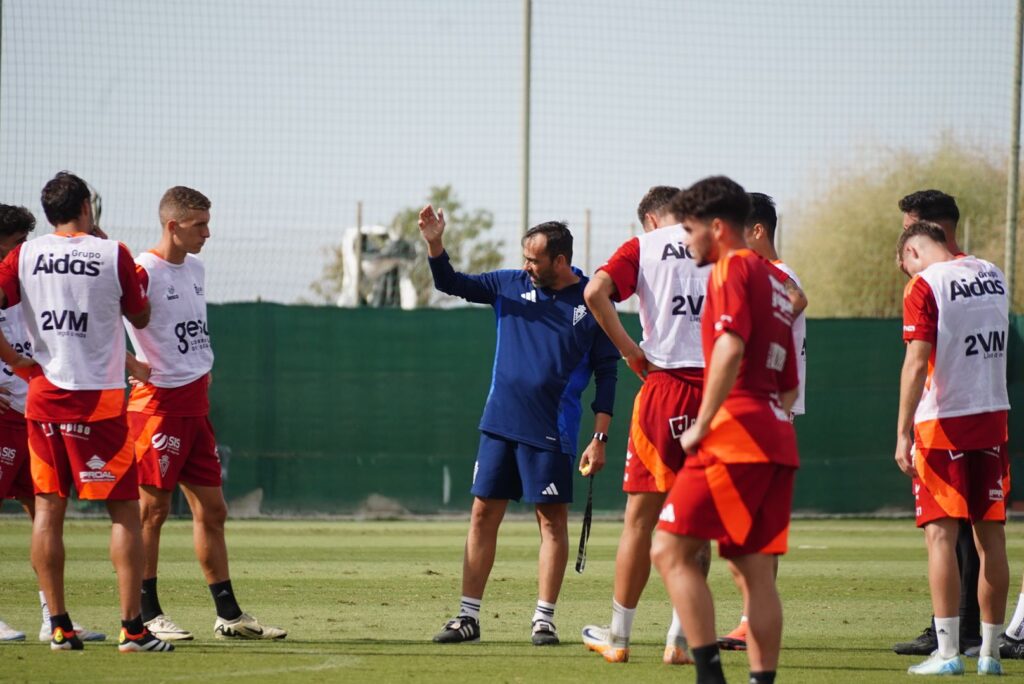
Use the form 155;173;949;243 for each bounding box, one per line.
659;504;676;523
541;483;560;496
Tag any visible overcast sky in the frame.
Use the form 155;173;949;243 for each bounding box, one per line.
0;0;1014;303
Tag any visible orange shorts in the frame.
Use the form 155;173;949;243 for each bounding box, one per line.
0;415;31;500
624;369;702;493
914;443;1009;527
130;413;222;490
657;457;796;558
28;416;139;500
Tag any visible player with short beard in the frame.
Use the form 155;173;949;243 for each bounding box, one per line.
652;176;799;684
421;208;618;646
125;186;286;642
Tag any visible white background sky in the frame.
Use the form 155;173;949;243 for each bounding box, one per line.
0;0;1014;303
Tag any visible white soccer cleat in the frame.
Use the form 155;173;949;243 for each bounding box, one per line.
977;655;1003;676
144;614;194;641
39;621;106;642
214;612;287;640
581;624;628;662
0;620;26;641
907;652;966;676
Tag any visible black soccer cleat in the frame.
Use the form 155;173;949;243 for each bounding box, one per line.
892;625;937;656
531;619;559;646
433;615;480;644
50;627;84;651
1000;633;1024;660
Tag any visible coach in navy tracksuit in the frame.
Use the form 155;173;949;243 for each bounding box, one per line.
419;205;617;647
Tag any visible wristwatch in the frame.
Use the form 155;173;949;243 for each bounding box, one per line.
592;432;608;443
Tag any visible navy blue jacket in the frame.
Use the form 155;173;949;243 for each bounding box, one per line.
429;251;618;455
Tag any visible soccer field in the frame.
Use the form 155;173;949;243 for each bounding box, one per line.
0;517;1022;682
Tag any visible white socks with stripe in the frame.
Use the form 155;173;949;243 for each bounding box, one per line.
532;599;556;625
1007;593;1024;640
610;599;635;647
459;596;481;621
934;616;959;659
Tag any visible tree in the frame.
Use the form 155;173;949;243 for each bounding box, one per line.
310;185;503;307
785;134;1023;317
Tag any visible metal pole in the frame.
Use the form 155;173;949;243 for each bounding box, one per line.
1006;0;1023;310
521;0;531;237
584;208;591;273
354;201;363;307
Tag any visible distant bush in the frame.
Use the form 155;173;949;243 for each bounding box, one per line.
786;134;1022;317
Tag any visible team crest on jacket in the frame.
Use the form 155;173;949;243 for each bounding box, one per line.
572;305;587;326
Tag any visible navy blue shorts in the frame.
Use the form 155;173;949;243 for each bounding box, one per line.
471;431;574;503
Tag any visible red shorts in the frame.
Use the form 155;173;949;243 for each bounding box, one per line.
657;457;796;558
914;443;1009;527
624;369;703;493
129;413;222;490
28;416;139;500
0;415;32;500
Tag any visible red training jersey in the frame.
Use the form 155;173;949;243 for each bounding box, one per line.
698;249;799;466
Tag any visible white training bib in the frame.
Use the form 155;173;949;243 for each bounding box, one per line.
635;224;710;368
126;252;213;388
914;256;1010;424
18;233;126;390
0;303;31;413
772;261;806;415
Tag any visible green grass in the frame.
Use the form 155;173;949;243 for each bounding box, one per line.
0;517;1022;682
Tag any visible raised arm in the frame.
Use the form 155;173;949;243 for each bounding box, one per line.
419;205;501;305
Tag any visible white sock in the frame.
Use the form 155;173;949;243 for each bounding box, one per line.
39;591;50;623
609;599;635;646
666;608;687;649
1007;593;1024;640
980;621;1002;660
458;596;481;621
532;599;556;625
935;616;960;659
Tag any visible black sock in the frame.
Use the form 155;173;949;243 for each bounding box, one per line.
141;576;163;623
692;644;727;684
749;671;776;684
209;579;243;621
50;612;73;634
957;520;981;640
121;614;145;636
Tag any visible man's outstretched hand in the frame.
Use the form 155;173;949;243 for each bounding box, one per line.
418;205;446;258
